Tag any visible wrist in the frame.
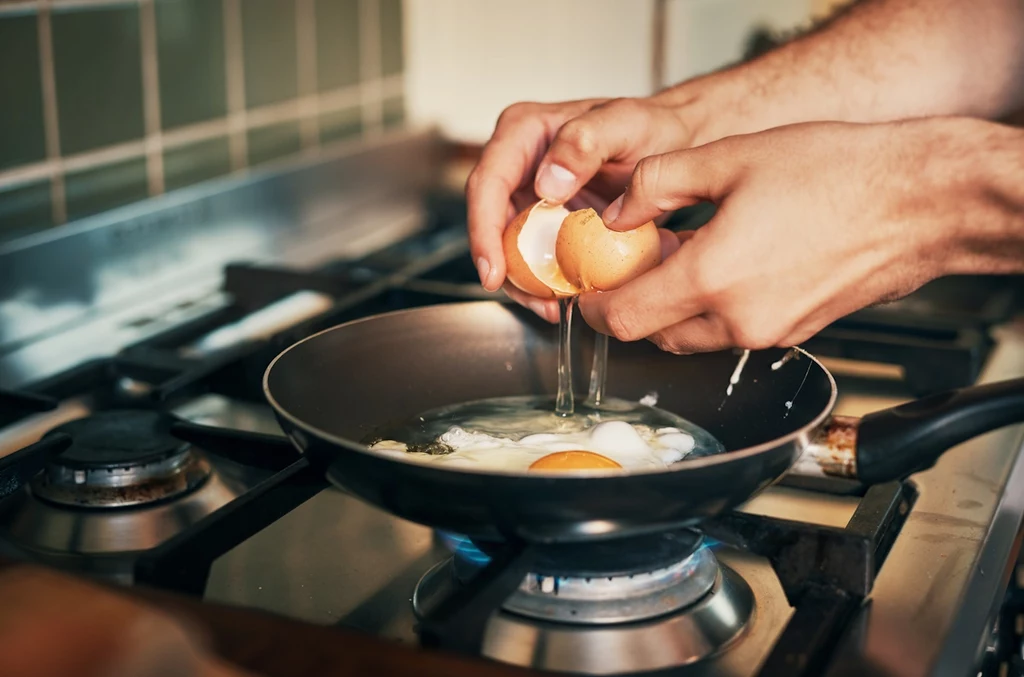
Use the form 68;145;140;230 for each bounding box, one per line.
650;72;740;147
650;59;802;148
919;119;1024;277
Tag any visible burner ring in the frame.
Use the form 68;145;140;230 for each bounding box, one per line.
415;544;723;626
504;545;719;624
31;453;212;509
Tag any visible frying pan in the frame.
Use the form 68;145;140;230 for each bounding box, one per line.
264;301;1024;543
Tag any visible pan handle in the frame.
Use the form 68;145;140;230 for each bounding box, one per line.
854;377;1024;484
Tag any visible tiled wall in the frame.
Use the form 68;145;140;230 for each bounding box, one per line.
0;0;405;242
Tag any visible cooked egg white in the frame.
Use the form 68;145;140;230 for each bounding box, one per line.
368;420;696;473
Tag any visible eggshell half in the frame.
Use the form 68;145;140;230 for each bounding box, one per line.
556;208;661;292
503;201;580;298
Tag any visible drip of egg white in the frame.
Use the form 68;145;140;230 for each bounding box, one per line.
725;349;751;397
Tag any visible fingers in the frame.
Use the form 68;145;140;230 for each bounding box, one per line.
647;315;733;354
467;100;603;292
658;228;695;260
535;99;688;204
502;283;559;323
603;141;740;232
577;243;705;342
504;230;690;328
466;111;546;291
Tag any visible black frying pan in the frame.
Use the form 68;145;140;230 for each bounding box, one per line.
264;301;1024;543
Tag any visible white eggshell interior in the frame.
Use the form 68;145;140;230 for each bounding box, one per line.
518;202;575;294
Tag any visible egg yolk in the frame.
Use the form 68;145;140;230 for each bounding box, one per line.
528;450;622;471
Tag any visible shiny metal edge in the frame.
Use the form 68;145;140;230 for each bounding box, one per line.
1;128;446;389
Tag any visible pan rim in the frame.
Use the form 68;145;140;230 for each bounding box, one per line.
263;301;839;479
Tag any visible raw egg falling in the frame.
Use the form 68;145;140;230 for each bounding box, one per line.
364;201;726;476
503;200;665;472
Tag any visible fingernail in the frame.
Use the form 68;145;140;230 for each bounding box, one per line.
536;164;576;202
603;195;624;224
476;257;491;288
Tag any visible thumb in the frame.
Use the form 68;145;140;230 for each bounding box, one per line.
602;143;739;232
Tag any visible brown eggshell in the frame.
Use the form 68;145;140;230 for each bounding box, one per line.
555;208;661;292
503;201;580;298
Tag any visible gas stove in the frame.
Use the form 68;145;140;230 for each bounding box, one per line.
2;130;1024;677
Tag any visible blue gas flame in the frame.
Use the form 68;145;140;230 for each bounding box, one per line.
437;531;493;566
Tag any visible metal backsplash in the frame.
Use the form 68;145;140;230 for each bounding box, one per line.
0;128;447;388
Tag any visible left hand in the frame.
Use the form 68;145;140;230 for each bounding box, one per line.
579;119;973;353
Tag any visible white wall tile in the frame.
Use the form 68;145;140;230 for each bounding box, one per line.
404;0;655;144
664;0;812;85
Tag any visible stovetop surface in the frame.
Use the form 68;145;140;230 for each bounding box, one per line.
3;132;1024;677
4;215;1024;677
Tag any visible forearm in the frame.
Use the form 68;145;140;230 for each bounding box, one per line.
656;0;1024;144
936;119;1024;277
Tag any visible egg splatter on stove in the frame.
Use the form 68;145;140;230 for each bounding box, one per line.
368;420;696;473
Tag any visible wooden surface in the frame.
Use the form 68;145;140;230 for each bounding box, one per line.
0;559;535;677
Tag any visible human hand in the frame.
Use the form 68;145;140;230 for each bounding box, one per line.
579;119;974;353
465;97;695;321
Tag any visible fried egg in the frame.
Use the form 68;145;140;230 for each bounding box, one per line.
368;420;696;473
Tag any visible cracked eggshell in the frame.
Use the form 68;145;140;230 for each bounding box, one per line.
503;201;580;298
555;208;661;292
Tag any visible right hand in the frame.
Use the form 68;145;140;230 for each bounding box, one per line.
466;97;696;322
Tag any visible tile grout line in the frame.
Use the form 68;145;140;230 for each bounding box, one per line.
35;0;66;224
139;0;165;196
222;0;248;171
295;0;319;151
651;0;668;93
358;0;383;138
0;79;395;193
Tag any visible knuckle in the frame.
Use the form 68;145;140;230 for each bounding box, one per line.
724;318;781;351
464;167;493;201
603;303;644;343
495;102;531;128
686;257;726;301
603;97;643;116
630;156;661;201
465;166;483;195
649;332;687;355
557;120;599;157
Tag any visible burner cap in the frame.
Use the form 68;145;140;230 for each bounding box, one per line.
473;529;704;578
46;411;188;470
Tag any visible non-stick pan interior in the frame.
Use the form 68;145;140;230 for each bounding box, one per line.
265;302;834;456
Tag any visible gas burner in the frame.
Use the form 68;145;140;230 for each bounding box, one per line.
413;532;754;674
32;410;210;508
440;529;715;624
0;410;243;582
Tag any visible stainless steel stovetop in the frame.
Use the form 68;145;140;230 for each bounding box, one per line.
2;130;1024;677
